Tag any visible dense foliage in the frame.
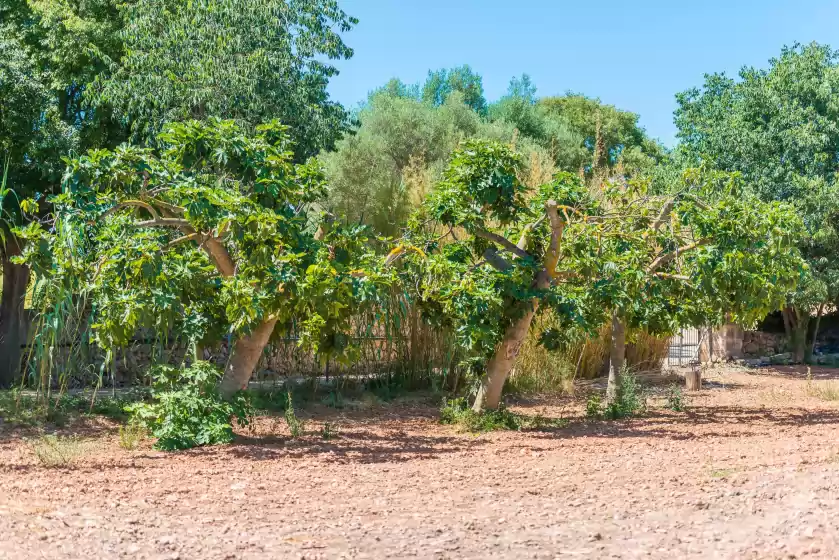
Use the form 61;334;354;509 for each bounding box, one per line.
17;119;393;397
127;362;253;450
398;140;802;408
675;42;839;359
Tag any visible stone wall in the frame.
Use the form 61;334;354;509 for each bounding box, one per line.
698;323;744;362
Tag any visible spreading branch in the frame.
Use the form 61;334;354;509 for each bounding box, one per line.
163;232;205;249
651;198;675;233
647;238;712;273
475;228;531;260
133;217;193;229
483;247;512;272
102;200;160;221
542;200;565;278
516;213;547;250
654;272;692;281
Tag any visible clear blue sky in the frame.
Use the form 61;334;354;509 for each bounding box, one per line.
327;0;839;146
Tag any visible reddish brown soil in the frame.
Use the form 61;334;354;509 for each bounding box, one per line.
3;366;839;559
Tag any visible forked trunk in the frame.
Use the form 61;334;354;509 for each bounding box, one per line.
219;318;277;399
0;242;30;388
606;310;626;401
472;303;539;412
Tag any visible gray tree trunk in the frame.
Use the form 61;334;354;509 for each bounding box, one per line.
0;242;30;388
606;310;626;401
219;318;278;399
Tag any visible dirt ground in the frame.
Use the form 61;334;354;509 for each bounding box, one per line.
3;366;839;559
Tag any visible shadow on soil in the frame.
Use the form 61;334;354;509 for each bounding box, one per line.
527;404;839;443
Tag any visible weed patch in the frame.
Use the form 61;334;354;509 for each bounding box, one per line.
29;435;96;468
284;392;306;437
665;384;686;412
585;370;647;420
439;397;565;432
118;423;146;450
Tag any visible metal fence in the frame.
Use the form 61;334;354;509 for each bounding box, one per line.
666;327;702;367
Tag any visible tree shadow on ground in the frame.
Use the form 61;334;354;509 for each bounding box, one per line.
205;427;487;464
750;365;839;380
529;404;839;442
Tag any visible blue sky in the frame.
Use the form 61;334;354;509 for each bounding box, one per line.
327;0;839;146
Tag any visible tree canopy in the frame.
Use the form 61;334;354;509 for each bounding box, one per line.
95;0;357;159
17;118;392;396
675;42;839;359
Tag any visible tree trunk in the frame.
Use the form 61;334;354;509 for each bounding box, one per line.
472;303;539;412
219;317;277;399
789;307;810;364
471;200;564;413
810;302;826;360
685;366;701;391
606;310;626;401
0;242;30;388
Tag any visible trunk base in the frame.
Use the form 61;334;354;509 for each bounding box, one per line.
685;367;701;391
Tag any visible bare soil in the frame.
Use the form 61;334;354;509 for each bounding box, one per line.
3;366;839;559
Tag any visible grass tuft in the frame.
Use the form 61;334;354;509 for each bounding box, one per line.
29;435;96;468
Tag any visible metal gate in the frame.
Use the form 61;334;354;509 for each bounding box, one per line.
667;327;702;367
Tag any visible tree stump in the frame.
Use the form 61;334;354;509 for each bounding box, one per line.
685;367;702;391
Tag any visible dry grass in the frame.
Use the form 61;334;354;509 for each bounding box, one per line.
509;319;670;396
29;435;98;468
118;423;146;450
804;368;839;401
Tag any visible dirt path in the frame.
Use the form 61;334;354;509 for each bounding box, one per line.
3;367;839;559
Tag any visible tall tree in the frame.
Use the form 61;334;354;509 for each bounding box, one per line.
539;93;664;177
0;0;124;387
422;65;488;116
675;42;839;361
96;0;357;159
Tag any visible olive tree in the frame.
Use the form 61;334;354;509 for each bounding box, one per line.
16;119;390;396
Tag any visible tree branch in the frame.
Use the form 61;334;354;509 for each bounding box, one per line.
647;238;712;273
516;213;547;250
133;217;193;229
651;198;675;233
475;228;531;260
148;199;186;217
483;247;512;272
542;200;565;278
163;232;205;249
102;200;160;221
654;272;691;281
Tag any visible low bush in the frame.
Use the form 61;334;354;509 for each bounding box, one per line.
127;362;253;451
586;370;646;420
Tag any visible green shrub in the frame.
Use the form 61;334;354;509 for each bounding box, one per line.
320;421;337;440
585;394;603;418
127;362;253;451
665;384;686;412
284;392;306;437
587;370;646;420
